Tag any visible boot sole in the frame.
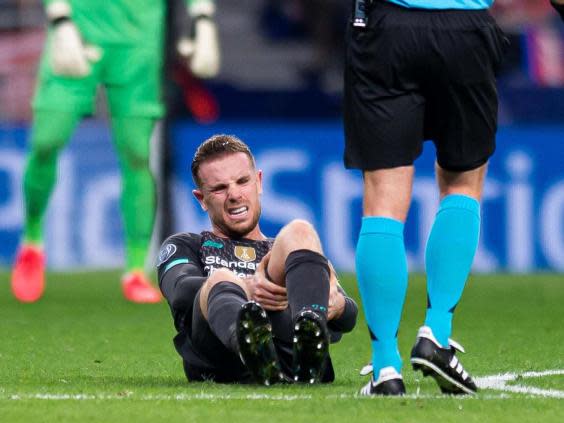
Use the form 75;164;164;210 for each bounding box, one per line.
237;302;284;386
411;357;476;395
292;315;328;383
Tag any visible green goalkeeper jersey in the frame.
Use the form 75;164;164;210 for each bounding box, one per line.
43;0;213;48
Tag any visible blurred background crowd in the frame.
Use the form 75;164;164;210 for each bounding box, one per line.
1;0;562;123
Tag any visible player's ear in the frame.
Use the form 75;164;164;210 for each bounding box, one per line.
192;189;207;211
256;169;263;195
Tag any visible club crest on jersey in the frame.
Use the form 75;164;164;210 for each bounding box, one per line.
157;244;177;267
234;246;256;262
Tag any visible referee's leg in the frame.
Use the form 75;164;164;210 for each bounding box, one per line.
422;162;486;347
409;162;484;394
356;166;413;387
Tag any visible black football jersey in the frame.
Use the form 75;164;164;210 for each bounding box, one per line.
157;231;273;279
157;231;273;329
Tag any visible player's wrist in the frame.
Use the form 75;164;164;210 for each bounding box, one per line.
336;294;346;318
329;292;346;320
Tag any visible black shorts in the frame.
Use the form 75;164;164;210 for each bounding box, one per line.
177;291;335;383
344;1;508;171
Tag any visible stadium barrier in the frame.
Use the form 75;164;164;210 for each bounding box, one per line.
1;121;563;272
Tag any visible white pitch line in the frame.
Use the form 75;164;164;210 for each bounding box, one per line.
475;369;564;399
4;393;314;402
2;369;563;401
0;392;537;402
521;370;564;378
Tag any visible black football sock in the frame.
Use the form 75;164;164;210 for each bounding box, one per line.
284;249;330;322
207;282;248;353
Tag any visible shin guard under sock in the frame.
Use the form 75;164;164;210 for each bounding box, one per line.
284;249;330;321
207;282;248;353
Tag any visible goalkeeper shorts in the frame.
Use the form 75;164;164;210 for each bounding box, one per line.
33;40;164;118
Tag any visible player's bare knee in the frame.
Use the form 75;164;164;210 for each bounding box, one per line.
205;268;239;288
281;219;322;252
202;268;245;298
200;268;246;318
200;269;233;314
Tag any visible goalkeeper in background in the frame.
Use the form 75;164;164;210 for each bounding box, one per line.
11;0;220;303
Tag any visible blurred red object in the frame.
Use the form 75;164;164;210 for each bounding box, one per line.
491;0;556;30
491;0;555;31
0;29;44;122
524;26;564;86
171;64;220;124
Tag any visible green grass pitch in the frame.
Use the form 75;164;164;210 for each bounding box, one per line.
1;270;563;422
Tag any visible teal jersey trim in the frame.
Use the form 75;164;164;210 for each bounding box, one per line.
386;0;493;10
202;240;224;249
164;258;190;273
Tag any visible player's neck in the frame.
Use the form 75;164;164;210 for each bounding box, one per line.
244;227;267;241
212;226;266;241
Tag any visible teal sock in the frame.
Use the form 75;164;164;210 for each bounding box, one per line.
356;217;408;375
424;194;480;347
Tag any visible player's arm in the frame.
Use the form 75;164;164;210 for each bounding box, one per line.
178;0;221;78
157;234;206;312
42;0;101;77
328;281;358;333
326;261;358;333
328;286;358;334
551;0;564;20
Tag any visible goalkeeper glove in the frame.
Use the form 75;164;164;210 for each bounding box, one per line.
177;2;220;79
46;1;101;77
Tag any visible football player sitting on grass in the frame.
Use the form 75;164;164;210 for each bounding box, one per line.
157;135;358;384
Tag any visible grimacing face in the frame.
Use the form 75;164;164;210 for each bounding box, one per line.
192;152;263;240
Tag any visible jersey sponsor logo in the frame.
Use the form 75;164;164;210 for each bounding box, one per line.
234;246;256;262
157;243;177;267
206;265;253;280
202;240;224;249
204;255;257;271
